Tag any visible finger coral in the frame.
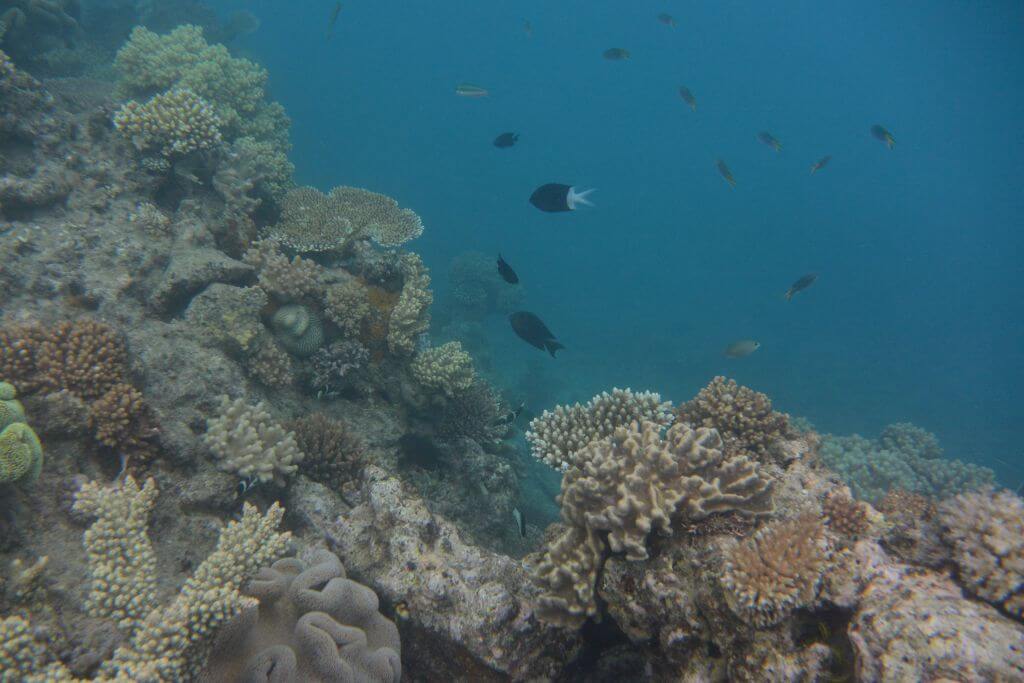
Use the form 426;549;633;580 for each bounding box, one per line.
677;376;790;459
411;341;475;397
113;88;223;157
721;514;830;627
526;388;673;470
286;413;365;490
940;488;1024;619
533;420;773;627
33;320;128;400
201;548;401;682
203;396;304;485
88;382;159;461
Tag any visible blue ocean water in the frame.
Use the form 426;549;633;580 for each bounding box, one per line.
225;1;1023;484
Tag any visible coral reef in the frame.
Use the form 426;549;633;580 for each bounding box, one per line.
0;381;25;429
0;0;80;67
410;341;475;397
526;387;674;470
243;238;324;303
246;340;294;389
940;488;1024;618
88;382;158;461
386;253;432;356
532;420;773;627
113;87;222;157
821;489;870;541
270;303;324;358
677;376;790;459
436;380;507;445
720;514;830;627
877;488;946;566
307;340;369;396
203;396;304;485
323;278;371;337
286;413;364;490
878;421;943;460
0;421;42;484
201;548;401;682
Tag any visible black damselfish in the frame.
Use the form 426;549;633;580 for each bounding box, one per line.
510;311;563;357
529;183;595;213
497;254;519;284
493;132;519;148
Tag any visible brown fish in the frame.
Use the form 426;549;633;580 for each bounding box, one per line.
678;85;697;111
810;155;832;174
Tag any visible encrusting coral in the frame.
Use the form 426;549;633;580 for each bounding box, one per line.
720;514;831;627
204;396;305;486
411;341;475;397
677;376;790;459
200;548;401;682
526;388;674;470
113;88;222;157
940;488;1024;619
532;420;773;627
1;476;292;680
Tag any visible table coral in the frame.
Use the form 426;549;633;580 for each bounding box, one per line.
532;420;773;627
677;376;790;459
113;87;222;157
940;488;1024;618
526;387;673;470
203;396;304;485
411;341;475;397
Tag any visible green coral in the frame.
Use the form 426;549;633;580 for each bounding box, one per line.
0;380;25;429
0;422;42;484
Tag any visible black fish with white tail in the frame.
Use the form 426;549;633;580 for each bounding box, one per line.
510;311;563;357
785;273;818;301
497;254;519;284
493;132;519;148
529;183;595;212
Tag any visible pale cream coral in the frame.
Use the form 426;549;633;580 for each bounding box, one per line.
323;278;371;337
678;376;790;458
387;253;432;356
328;186;424;247
526;388;674;470
113;88;222;157
243;239;323;302
410;341;475;397
720;514;830;627
203;396;304;485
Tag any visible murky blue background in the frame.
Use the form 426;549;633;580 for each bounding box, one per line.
217;1;1023;484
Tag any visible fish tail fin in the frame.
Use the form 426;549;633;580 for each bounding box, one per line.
785;289;794;301
810;165;816;174
886;134;895;149
569;187;595;209
545;340;565;358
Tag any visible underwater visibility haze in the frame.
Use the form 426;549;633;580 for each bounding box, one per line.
0;1;1023;681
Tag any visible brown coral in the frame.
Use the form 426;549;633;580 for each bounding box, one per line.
323;278;371;337
246;340;294;388
285;413;364;490
88;383;158;461
0;323;48;392
822;490;869;540
721;514;831;627
677;376;790;459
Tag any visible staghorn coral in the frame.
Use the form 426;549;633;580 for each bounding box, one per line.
940;488;1024;618
323;278;371;338
878;421;943;460
243;238;324;303
533;420;773;627
88;382;159;461
821;489;870;540
113;88;222;157
286;413;365;490
410;341;475;397
720;514;831;627
387;253;432;356
246;339;294;389
203;396;304;485
270;303;324;358
201;548;401;682
526;388;674;470
677;376;790;459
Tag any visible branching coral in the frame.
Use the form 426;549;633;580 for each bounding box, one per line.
879;421;943;460
324;278;371;338
411;341;475;397
18;320;128;400
286;413;365;490
201;549;401;682
387;253;432;356
308;339;368;395
677;376;790;459
113;88;222;157
533;420;773;627
246;340;294;389
203;396;304;485
721;514;831;627
822;490;870;540
243;238;323;303
940;489;1024;618
88;382;159;461
526;388;674;470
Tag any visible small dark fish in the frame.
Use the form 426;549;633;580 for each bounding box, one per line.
493;132;519;148
810;155;831;174
236;475;259;497
725;340;761;358
716;159;736;187
678;85;697;111
603;48;631;60
871;124;895;149
657;13;677;29
513;507;526;538
529;183;595;212
510;311;564;357
785;273;818;301
326;2;342;41
758;131;782;152
497;254;519;284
